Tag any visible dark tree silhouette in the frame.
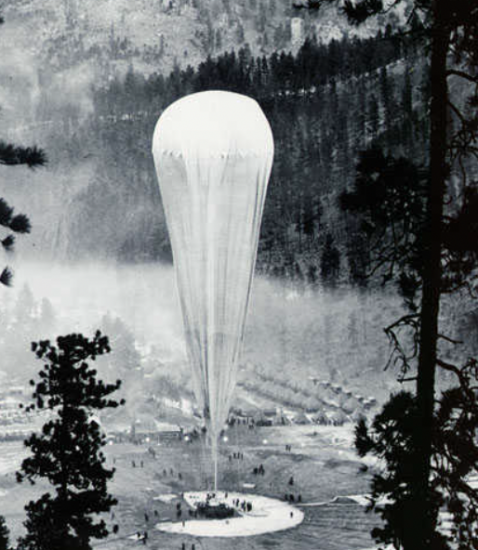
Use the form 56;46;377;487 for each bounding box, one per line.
356;364;478;550
0;14;47;287
0;516;10;550
340;149;427;302
16;332;124;550
329;1;478;549
320;233;340;286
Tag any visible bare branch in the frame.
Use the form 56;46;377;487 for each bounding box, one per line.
437;358;461;377
437;333;463;345
446;69;478;84
398;376;418;383
447;99;467;125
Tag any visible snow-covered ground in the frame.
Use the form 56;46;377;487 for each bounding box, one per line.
155;491;304;537
0;442;28;475
152;493;177;503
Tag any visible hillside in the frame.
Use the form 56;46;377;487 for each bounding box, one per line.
0;0;411;137
2;0;406;83
4;33;428;277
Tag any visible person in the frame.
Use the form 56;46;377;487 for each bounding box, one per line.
143;531;148;545
182;543;186;550
290;511;294;518
132;460;136;468
144;512;149;523
113;524;119;534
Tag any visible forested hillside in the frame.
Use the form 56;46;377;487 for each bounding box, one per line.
22;33;427;289
2;0;404;93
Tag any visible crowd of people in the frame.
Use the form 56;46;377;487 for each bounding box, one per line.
228;451;244;460
113;436;303;546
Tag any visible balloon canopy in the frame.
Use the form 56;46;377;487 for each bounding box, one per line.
152;91;273;483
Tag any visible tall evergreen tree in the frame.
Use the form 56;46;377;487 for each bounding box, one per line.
328;1;478;549
16;332;124;550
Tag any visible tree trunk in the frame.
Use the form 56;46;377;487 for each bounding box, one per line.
412;2;450;549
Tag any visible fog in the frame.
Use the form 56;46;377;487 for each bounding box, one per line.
3;261;184;353
0;260;404;404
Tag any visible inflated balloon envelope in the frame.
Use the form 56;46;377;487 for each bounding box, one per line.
152;91;274;488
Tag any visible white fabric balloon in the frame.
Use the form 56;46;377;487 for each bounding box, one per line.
152;91;273;484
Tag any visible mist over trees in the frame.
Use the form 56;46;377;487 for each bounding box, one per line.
0;13;47;286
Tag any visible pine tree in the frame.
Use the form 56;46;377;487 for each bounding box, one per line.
0;14;47;287
0;516;10;550
16;332;124;550
310;1;478;549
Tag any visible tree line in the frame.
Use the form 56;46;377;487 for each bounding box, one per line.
62;30;427;288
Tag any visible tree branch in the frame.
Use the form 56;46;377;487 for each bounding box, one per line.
437;333;463;345
446;69;478;84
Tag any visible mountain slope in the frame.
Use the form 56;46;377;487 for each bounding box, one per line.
2;0;407;100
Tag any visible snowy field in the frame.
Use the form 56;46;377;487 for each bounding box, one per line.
157;491;304;537
1;425;381;549
1;426;465;549
99;425;379;549
0;442;28;475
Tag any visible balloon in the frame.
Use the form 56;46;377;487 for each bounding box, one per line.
152;91;273;487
